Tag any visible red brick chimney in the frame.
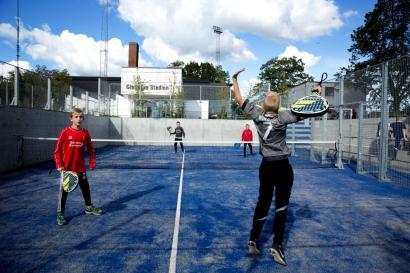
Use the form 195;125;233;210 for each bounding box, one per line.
128;42;139;67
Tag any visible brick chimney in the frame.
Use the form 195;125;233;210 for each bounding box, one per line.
128;42;139;67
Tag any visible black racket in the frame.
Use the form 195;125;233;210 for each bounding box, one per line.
290;73;329;117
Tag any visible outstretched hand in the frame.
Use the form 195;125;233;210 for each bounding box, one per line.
312;85;322;94
232;68;245;79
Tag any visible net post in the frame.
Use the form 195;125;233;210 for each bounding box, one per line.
378;62;389;182
357;102;364;174
336;76;344;169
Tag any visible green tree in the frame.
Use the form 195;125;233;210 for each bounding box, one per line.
169;61;230;84
258;57;313;94
130;75;149;117
346;0;410;115
348;0;410;69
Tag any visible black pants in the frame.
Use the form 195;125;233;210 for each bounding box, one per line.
243;143;253;156
174;140;184;152
249;158;293;245
58;172;92;213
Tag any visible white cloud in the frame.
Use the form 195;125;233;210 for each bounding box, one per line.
342;10;358;18
0;23;150;76
241;77;262;97
117;0;342;64
0;60;31;78
279;45;321;68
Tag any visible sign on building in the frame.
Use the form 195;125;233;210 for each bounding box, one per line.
121;67;182;96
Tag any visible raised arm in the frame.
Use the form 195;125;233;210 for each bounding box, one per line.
232;68;245;107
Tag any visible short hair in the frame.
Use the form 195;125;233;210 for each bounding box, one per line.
176;121;180;124
70;108;84;117
262;92;280;113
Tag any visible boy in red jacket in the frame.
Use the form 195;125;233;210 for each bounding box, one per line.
54;108;102;225
242;123;254;157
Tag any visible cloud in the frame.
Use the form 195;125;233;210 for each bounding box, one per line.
0;23;150;76
0;60;31;77
279;45;321;68
241;77;262;97
117;0;342;64
342;10;358;18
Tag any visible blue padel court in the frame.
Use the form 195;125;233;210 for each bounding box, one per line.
0;145;409;273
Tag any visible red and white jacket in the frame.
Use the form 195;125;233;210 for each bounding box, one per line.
242;129;253;142
54;127;96;173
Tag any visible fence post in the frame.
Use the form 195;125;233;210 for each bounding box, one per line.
336;76;344;169
69;85;73;110
322;113;328;163
85;91;89;115
357;102;364;174
31;85;34;108
98;77;101;115
291;122;296;155
11;67;19;106
6;80;9;105
378;62;389;182
45;78;51;110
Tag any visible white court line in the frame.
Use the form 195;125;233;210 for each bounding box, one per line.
169;152;185;273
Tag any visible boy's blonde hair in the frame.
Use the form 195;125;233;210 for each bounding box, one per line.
262;92;280;113
70;108;84;117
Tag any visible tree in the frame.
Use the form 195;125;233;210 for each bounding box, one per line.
168;61;230;84
258;57;313;94
130;74;149;117
348;0;410;69
346;0;410;115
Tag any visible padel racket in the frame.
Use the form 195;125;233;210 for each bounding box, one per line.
290;73;329;117
60;170;79;192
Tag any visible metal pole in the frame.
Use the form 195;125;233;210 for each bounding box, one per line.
85;91;89;115
348;109;352;162
378;62;389;181
97;77;101;115
31;85;34;108
322;113;328;163
6;80;9;105
292;122;296;154
336;76;344;169
357;102;364;174
11;66;19;106
108;84;111;116
46;78;51;110
69;85;73;110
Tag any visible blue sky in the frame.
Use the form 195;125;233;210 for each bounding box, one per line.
0;0;377;92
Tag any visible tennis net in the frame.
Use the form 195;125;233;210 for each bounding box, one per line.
19;137;338;170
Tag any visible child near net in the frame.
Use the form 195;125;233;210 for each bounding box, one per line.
232;68;323;266
54;108;103;225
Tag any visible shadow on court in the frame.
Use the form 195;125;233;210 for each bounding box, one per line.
0;147;409;273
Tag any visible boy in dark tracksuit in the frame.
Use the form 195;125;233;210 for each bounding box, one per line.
232;68;319;266
170;121;185;153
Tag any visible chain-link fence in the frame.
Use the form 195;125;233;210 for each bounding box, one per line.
309;55;410;188
0;61;234;119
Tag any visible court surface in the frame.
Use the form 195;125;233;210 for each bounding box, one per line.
0;145;409;273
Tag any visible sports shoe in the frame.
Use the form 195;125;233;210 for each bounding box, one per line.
85;206;103;216
57;212;66;225
269;243;287;266
247;240;260;255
